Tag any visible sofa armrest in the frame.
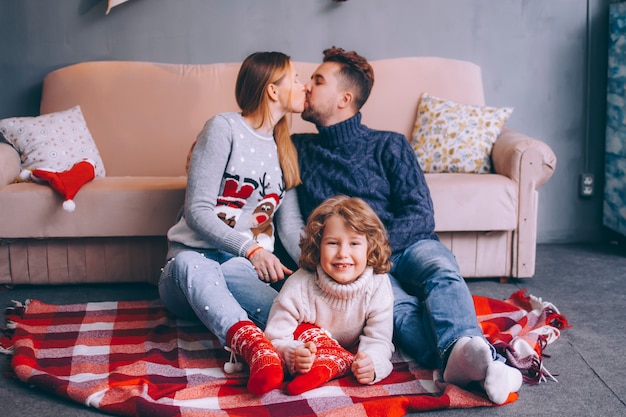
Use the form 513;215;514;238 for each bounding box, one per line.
492;128;557;278
0;143;20;187
492;127;557;189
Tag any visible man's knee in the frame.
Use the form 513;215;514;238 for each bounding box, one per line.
404;240;459;274
390;276;421;323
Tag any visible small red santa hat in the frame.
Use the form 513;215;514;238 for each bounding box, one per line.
259;193;280;207
22;159;96;212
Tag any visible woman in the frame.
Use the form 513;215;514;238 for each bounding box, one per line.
158;51;305;395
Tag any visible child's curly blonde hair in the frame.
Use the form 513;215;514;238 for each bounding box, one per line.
299;195;392;274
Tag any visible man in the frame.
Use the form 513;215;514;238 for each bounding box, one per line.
291;47;522;405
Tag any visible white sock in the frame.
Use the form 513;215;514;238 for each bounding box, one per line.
443;336;523;404
482;361;523;405
443;336;491;386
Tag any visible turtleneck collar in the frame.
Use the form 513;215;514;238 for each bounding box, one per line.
316;112;368;148
315;264;373;301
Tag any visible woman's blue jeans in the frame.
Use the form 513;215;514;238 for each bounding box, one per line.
158;250;279;346
390;239;496;370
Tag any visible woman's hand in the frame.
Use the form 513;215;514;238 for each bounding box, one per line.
248;247;293;283
294;342;316;374
351;351;375;384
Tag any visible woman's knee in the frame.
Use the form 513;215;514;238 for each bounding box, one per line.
221;256;256;278
171;251;203;274
159;254;198;318
170;251;220;286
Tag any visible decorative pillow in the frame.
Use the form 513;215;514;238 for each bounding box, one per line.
0;105;105;177
411;93;513;174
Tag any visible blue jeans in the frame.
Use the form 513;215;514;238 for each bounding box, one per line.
390;239;496;370
158;250;279;346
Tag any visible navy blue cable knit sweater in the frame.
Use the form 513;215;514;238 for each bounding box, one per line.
293;112;438;254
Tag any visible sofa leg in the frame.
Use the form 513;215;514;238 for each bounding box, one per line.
499;276;510;284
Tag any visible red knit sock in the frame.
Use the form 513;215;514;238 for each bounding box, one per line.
286;324;353;395
226;320;284;395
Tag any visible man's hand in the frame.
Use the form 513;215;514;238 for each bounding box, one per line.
294;342;317;374
351;351;375;384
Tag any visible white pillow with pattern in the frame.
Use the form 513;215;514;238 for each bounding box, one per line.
0;105;105;178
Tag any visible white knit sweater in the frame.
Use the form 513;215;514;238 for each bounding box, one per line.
265;265;394;384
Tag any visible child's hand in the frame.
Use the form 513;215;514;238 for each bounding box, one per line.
352;351;375;384
294;342;316;374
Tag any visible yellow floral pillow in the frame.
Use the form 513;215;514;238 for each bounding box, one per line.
411;93;513;173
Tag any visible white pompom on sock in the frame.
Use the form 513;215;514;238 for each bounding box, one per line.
223;347;245;373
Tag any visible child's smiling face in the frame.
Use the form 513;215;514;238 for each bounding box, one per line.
319;214;368;284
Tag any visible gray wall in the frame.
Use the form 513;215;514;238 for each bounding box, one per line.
0;0;614;244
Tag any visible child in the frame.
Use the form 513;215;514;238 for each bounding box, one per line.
264;195;395;395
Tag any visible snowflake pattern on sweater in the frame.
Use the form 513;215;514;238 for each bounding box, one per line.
167;113;286;257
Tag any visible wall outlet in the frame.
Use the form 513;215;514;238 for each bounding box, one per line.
579;173;594;198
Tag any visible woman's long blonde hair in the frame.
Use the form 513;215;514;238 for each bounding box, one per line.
235;52;301;189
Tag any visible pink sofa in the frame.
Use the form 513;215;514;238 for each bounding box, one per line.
0;57;556;285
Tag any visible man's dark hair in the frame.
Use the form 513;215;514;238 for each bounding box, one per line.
322;46;374;111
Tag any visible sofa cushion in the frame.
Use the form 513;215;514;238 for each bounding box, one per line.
411;94;513;174
0;173;516;238
0;177;186;238
425;173;517;232
0;106;106;178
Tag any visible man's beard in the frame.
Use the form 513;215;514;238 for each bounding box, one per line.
301;107;316;124
301;106;323;126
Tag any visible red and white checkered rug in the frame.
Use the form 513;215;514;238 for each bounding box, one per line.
0;290;568;417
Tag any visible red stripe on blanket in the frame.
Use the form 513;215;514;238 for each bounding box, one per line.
1;291;567;417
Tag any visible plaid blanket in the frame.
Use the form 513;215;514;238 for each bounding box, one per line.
1;290;568;417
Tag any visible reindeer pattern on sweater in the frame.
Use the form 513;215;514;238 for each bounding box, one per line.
166;113;286;256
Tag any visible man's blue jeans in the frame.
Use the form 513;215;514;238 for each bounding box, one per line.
158;250;279;346
390;239;496;370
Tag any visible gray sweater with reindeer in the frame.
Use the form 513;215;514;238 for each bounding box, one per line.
166;112;303;262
